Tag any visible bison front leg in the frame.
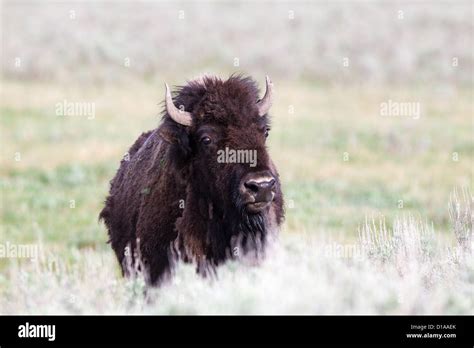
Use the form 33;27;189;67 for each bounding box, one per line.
175;196;217;279
136;217;179;286
140;244;174;285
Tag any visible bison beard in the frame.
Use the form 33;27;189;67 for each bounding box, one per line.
100;75;284;285
208;187;267;262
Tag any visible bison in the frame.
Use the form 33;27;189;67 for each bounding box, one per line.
99;75;284;285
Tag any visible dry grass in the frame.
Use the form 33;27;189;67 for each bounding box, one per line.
1;209;472;314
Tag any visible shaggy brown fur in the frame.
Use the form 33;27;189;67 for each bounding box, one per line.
99;75;284;285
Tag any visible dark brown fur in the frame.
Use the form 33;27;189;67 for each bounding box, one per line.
100;75;284;285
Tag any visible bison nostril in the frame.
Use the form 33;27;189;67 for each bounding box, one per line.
244;181;260;193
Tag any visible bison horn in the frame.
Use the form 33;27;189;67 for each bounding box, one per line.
257;75;274;116
165;83;192;126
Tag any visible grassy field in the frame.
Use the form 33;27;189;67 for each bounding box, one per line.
0;79;472;314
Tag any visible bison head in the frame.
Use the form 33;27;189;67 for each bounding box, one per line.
161;75;284;260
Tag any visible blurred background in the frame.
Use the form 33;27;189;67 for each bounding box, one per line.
2;1;473;84
0;0;473;313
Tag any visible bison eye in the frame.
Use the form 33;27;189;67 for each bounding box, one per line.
264;128;270;138
201;136;212;145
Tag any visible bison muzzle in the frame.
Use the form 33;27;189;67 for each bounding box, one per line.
99;75;284;285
